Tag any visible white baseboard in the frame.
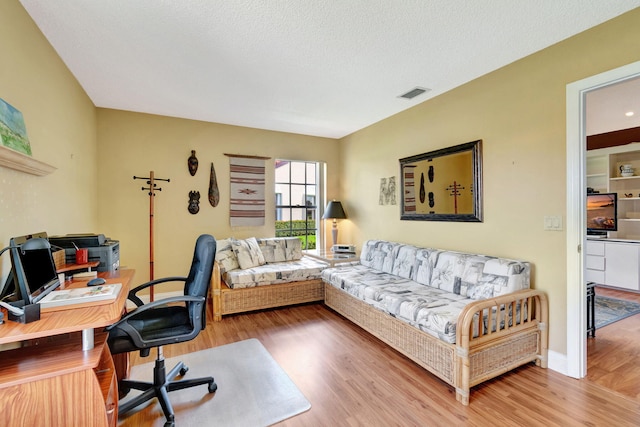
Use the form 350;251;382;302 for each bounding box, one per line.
547;350;569;376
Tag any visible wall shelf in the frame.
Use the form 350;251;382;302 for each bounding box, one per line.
0;145;56;176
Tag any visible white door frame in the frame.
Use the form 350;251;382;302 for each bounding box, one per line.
566;60;640;378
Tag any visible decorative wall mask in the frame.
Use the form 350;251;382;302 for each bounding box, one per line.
188;150;199;176
188;190;200;214
419;173;426;204
209;162;219;207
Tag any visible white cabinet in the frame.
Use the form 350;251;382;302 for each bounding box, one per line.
602;242;640;290
585;240;605;284
586;239;640;291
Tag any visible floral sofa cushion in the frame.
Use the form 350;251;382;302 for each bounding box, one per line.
322;265;468;343
357;240;530;299
223;256;328;289
392;244;441;284
257;237;302;263
215;238;240;274
360;240;401;273
232;237;266;269
321;240;531;343
430;251;530;299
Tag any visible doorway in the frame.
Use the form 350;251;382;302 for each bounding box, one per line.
566;60;640;378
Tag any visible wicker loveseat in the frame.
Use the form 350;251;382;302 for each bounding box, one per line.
211;237;328;321
321;240;548;405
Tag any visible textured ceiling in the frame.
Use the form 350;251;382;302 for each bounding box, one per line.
19;1;640;139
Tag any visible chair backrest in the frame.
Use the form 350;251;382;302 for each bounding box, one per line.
184;234;217;328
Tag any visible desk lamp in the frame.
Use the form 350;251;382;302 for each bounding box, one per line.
322;200;347;247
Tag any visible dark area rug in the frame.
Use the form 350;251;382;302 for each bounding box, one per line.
595;295;640;329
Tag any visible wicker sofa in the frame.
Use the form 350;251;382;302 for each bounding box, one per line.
211;237;328;321
321;239;548;405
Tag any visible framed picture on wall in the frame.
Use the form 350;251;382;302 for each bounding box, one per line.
0;98;32;156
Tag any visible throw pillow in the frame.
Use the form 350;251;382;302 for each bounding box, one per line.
257;237;302;263
232;237;266;269
215;238;240;273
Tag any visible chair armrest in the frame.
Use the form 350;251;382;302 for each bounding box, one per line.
128;276;188;306
112;295;205;326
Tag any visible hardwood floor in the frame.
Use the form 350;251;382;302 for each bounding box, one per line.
122;301;640;427
587;286;640;402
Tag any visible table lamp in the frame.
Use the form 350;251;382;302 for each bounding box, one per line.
322;200;347;247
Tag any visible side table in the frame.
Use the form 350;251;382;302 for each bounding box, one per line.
303;249;359;267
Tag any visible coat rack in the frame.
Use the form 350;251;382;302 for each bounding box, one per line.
134;171;170;301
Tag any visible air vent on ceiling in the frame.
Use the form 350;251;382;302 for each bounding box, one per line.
398;87;430;100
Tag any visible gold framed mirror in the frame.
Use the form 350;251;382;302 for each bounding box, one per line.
399;140;482;222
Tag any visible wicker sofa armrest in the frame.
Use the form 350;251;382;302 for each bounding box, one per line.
454;289;548;404
210;261;222;321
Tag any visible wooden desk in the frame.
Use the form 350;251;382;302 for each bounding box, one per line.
0;269;134;427
0;269;133;348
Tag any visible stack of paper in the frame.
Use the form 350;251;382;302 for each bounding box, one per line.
40;283;121;308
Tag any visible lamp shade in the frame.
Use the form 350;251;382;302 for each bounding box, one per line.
322;201;347;220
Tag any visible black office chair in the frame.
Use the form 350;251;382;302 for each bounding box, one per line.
106;234;217;427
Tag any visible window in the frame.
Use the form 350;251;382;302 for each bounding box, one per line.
275;160;323;250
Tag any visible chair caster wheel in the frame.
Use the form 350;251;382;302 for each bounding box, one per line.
209;381;218;393
163;414;175;427
179;366;189;376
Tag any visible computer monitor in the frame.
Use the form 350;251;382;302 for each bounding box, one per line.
0;232;61;304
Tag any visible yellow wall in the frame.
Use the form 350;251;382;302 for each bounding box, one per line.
339;8;640;354
96;109;340;282
3;0;640;360
0;1;98;276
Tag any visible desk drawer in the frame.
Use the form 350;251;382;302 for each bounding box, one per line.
586;255;605;271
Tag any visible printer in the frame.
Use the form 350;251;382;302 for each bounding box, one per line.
49;234;120;272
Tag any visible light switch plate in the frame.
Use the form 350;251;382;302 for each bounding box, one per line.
544;215;563;231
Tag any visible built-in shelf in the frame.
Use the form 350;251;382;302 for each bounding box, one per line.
610;175;640;181
588;143;640;240
0;145;56;176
